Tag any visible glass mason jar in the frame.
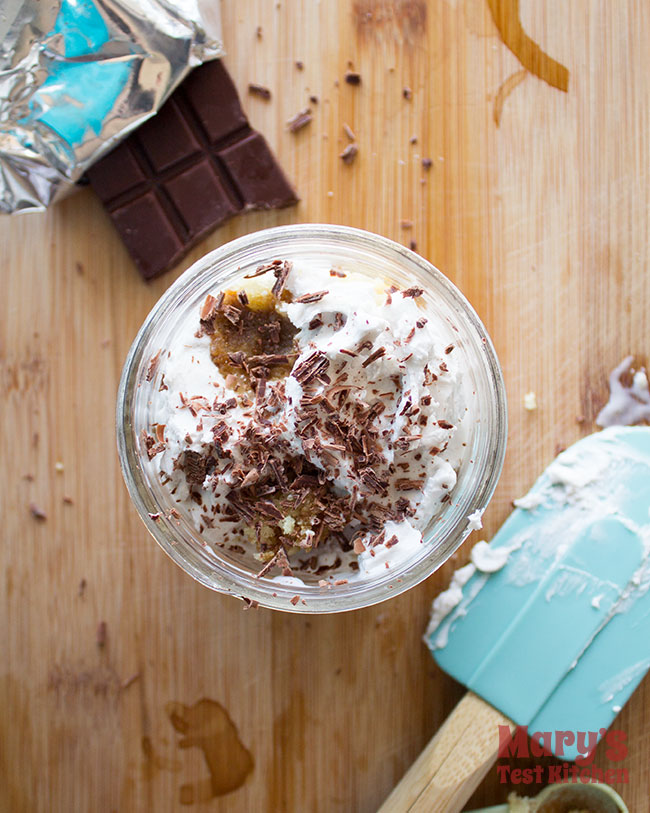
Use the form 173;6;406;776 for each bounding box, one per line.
116;224;507;613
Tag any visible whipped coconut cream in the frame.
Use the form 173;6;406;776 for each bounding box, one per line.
597;355;650;428
143;260;470;582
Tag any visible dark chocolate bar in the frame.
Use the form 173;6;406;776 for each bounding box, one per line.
87;61;298;280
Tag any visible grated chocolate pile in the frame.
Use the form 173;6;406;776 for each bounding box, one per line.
145;260;459;578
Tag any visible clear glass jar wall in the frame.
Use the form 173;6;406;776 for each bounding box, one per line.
116;225;507;613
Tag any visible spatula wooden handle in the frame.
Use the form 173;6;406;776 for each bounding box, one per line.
378;692;515;813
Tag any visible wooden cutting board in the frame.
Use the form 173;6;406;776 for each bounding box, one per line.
1;1;648;810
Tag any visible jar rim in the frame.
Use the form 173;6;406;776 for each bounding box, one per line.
116;224;507;613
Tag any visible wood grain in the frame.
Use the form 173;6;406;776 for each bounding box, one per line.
378;694;515;812
1;1;649;811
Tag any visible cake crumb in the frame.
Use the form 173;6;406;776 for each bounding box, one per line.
523;391;537;411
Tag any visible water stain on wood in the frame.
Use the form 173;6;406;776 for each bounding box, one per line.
354;0;427;41
141;735;181;781
166;699;254;804
487;0;569;92
493;68;528;126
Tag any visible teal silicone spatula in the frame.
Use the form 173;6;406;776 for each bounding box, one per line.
379;427;650;813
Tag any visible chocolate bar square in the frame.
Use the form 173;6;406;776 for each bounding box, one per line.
87;61;298;280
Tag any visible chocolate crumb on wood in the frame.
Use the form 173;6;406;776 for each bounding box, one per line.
287;108;312;133
343;123;356;141
248;83;272;100
29;502;47;521
340;144;358;164
96;621;107;648
345;71;361;85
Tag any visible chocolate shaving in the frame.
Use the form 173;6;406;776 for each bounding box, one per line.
343;123;356;141
146;350;162;382
237;289;249;305
416;318;428;328
200;294;218;321
287;108;312;133
255;376;267;401
181;450;208;485
340;144;358;164
395;479;424;491
222;304;242;325
271;261;292;297
200;292;223;333
240;469;260;488
294;291;329;304
248;83;272;100
275;546;293;576
359;468;387;495
256;501;284;520
244;259;283;279
96;621;107;648
29;502;47;521
292;351;329;385
401;286;424;299
361;347;386;368
438;420;454;430
248;353;291;366
142;431;165;460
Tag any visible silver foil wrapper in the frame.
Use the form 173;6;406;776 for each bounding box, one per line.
0;0;223;212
